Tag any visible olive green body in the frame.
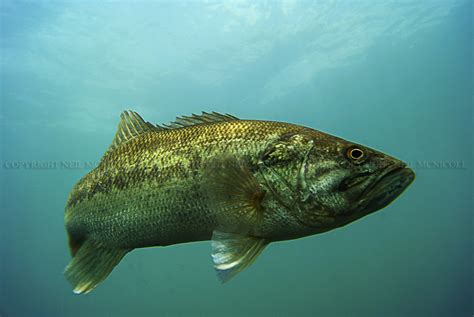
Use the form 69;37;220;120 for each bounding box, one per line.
64;111;415;294
65;120;320;250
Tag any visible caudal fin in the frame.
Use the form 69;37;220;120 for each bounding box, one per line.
64;238;129;294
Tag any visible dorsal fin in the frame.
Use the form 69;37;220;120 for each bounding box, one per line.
108;110;240;152
162;111;239;129
109;110;163;151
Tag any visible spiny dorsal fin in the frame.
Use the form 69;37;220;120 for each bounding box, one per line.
110;110;164;150
109;110;239;151
162;111;239;129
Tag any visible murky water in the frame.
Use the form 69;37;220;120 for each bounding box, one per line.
0;1;471;316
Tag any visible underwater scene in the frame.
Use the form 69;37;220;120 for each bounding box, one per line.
0;1;472;316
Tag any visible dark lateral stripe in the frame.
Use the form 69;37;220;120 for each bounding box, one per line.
66;163;199;209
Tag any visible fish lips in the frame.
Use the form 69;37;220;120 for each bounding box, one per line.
358;164;415;213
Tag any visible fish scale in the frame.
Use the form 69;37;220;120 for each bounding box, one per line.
66;118;302;247
64;110;414;294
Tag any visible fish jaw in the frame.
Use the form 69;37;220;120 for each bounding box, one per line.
357;164;415;214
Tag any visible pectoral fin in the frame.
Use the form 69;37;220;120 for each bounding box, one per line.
211;230;268;283
203;156;266;231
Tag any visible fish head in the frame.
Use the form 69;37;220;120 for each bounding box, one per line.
259;130;415;230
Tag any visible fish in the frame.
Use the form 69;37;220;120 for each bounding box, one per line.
64;110;415;294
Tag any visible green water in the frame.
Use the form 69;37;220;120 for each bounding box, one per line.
0;1;472;316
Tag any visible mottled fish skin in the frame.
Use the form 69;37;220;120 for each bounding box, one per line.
66;119;315;249
64;111;415;293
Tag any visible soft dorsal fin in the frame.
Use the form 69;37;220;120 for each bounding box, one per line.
110;110;163;150
163;111;239;129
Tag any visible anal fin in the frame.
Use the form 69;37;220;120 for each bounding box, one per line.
211;230;268;283
64;238;130;294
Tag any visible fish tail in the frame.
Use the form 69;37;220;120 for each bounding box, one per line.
64;236;129;294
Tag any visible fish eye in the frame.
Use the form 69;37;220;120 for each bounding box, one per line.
346;146;366;163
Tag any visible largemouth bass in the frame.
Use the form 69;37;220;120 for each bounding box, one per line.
65;111;415;294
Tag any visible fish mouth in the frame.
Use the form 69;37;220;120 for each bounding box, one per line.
358;164;415;213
